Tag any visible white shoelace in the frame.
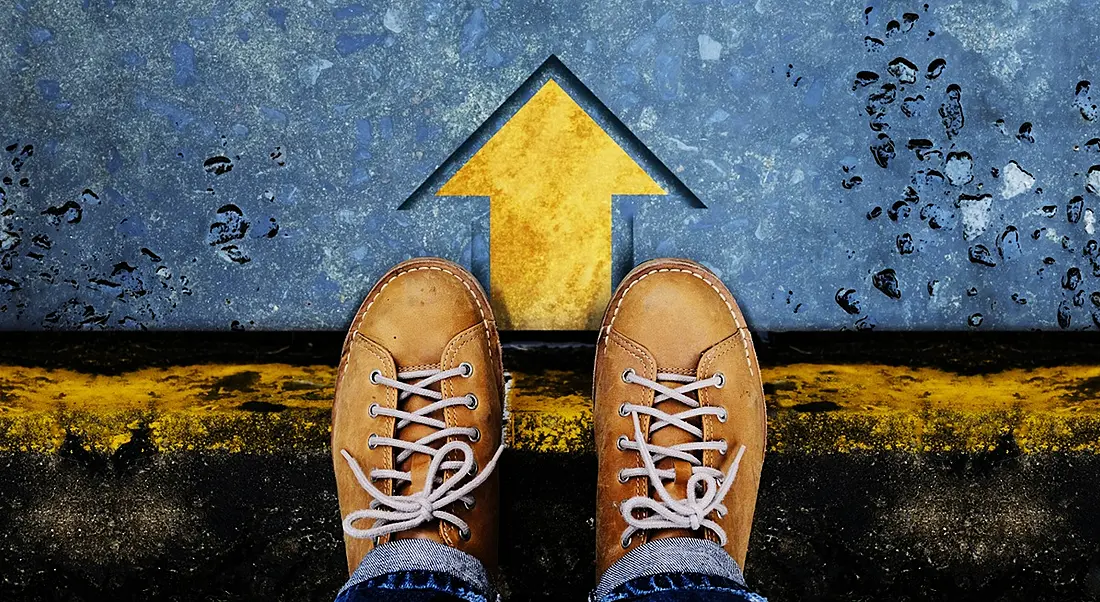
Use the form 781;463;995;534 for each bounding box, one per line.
340;365;503;541
618;370;746;547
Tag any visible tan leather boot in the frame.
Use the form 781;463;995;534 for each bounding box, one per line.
593;258;766;578
332;257;504;575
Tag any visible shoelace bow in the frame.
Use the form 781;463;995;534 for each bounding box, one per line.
340;365;503;541
618;370;746;547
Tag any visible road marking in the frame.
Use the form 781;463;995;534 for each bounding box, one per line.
3;363;1099;454
438;79;666;330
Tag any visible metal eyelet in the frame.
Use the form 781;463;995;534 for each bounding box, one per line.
618;403;629;417
714;372;726;388
717;409;728;423
621;368;636;383
719;438;729;454
459;362;474;378
368;403;379;417
621;533;632;549
465;393;479;409
470;460;479;476
616;435;629;451
469;428;481;443
367;434;378;449
618;470;629;484
459;528;472;541
369;370;382;385
463;499;477;510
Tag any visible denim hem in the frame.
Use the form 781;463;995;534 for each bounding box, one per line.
339;538;494;599
598;573;767;602
593;537;746;600
336;570;491;602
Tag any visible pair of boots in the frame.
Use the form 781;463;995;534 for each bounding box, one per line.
332;257;767;602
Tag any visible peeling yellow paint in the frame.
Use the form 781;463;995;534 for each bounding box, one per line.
2;362;1100;454
439;79;665;330
508;368;594;454
0;364;334;453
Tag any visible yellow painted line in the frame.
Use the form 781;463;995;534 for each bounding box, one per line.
0;364;334;453
1;363;1099;454
439;79;665;330
762;364;1100;454
508;368;593;454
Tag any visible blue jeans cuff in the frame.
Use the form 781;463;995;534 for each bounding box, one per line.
598;573;768;602
338;539;494;600
594;537;747;599
335;570;489;602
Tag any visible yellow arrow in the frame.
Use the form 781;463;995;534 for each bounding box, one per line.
438;79;666;330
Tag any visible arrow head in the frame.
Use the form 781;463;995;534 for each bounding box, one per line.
438;79;666;200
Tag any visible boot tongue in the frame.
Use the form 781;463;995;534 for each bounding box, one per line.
648;373;701;541
391;367;450;543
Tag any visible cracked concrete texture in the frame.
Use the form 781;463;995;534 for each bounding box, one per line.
3;1;1100;332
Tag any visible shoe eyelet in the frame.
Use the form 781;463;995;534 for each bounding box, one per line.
367;434;378;449
616;435;629;451
717;409;728;423
617;470;629;484
618;403;629;417
368;403;379;417
621;368;636;383
463;499;476;510
470;461;479;476
719;438;728;454
469;428;481;443
621;533;632;549
465;393;479;410
459;362;474;378
369;370;382;385
714;372;726;388
459;528;472;541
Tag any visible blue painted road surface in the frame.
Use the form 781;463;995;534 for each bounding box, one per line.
2;0;1099;331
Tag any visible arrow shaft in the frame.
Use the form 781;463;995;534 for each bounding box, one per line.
490;189;610;330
